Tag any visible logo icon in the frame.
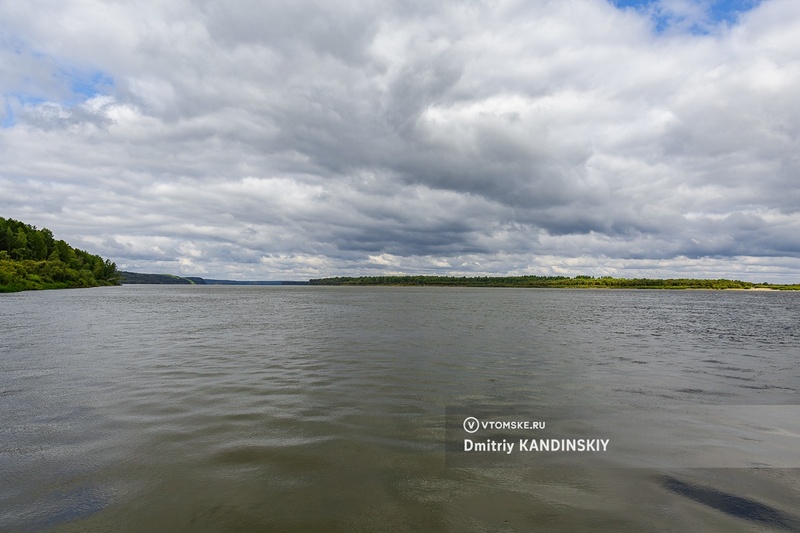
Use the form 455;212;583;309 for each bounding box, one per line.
463;417;479;433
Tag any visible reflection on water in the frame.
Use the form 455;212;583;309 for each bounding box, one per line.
1;286;799;531
663;476;800;530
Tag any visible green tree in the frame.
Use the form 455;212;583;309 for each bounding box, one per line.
10;228;28;260
29;231;48;260
0;216;120;292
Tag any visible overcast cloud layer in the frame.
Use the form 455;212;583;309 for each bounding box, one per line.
1;0;799;281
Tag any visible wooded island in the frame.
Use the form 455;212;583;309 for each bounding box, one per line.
309;275;800;290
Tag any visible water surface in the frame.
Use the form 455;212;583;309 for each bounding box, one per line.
1;286;799;531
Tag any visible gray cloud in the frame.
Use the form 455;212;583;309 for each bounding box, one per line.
1;0;800;282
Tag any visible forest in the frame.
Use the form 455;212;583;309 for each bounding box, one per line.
309;275;800;290
0;216;119;292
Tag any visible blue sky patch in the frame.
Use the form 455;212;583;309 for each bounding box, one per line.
14;94;47;106
707;0;762;24
1;66;114;127
2;95;48;128
61;68;115;105
612;0;763;34
2;102;14;128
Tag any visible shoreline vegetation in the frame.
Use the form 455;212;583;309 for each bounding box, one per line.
121;273;800;290
307;275;800;290
3;214;798;293
0;217;119;293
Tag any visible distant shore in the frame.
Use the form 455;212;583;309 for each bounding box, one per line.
118;271;307;286
114;272;800;291
307;275;800;290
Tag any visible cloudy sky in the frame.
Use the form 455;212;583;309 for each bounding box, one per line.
2;0;799;282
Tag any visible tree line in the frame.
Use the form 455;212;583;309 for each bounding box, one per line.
309;275;800;290
0;216;119;292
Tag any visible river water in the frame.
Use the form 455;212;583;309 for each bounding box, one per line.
1;286;799;531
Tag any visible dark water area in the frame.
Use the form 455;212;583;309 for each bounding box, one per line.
1;286;799;531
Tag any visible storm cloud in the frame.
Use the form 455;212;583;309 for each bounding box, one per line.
1;0;799;281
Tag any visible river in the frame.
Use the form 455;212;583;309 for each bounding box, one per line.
1;286;799;531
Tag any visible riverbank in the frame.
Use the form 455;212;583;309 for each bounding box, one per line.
307;275;800;290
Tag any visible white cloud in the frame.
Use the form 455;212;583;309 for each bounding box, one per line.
1;0;799;282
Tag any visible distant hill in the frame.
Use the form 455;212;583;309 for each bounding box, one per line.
0;216;119;292
201;279;307;285
119;271;307;285
119;271;199;284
